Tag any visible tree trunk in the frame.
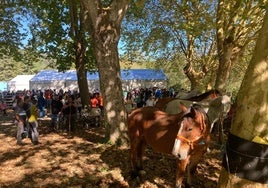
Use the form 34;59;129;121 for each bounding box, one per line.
183;62;206;92
81;0;130;145
217;11;268;188
69;0;90;107
214;41;234;93
76;63;90;107
215;0;235;93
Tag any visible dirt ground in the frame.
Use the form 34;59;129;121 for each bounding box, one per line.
0;110;225;188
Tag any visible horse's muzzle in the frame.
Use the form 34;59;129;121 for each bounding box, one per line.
172;139;188;160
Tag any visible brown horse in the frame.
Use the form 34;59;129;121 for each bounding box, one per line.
155;89;221;111
127;103;210;188
184;89;221;101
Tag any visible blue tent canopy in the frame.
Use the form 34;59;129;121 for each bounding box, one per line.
0;81;7;91
29;69;167;91
30;69;167;82
121;69;167;80
30;70;66;82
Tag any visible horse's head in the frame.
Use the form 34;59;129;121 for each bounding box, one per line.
172;104;210;160
207;95;231;128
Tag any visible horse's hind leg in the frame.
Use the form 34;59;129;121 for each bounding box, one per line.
136;139;145;172
130;139;139;178
130;139;145;178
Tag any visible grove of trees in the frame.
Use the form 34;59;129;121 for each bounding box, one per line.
0;1;267;186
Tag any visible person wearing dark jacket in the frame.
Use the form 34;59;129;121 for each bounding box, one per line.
50;94;63;131
37;91;46;118
61;95;77;134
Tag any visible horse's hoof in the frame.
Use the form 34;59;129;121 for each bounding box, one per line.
138;170;146;176
130;171;139;179
185;183;194;188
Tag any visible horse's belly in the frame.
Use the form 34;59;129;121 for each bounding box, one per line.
145;134;175;154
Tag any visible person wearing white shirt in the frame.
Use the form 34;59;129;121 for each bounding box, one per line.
146;95;157;107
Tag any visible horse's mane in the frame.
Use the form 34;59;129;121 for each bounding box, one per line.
186;89;221;102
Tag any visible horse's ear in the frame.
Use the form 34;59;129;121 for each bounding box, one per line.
179;102;188;112
189;106;196;117
190;106;205;131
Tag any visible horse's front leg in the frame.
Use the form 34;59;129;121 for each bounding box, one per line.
175;158;189;188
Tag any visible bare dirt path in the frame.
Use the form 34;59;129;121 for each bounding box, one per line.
0;111;224;188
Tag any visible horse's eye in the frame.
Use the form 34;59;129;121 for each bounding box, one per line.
187;128;193;131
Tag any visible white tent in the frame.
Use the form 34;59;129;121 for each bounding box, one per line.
120;69;168;90
29;69;168;91
8;75;35;91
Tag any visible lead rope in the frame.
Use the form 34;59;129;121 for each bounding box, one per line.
219;114;232;187
224;141;232;187
68;105;71;136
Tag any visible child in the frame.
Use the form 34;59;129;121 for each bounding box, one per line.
0;100;7;116
14;98;27;145
28;97;40;145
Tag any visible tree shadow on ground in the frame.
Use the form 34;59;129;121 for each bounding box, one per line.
0;111;222;188
100;144;176;188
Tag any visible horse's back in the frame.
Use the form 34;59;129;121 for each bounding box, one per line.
128;106;173;127
164;99;194;114
154;97;175;110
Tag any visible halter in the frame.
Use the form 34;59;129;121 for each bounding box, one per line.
176;134;205;150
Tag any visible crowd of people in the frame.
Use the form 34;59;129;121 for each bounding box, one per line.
1;86;176;145
123;87;176;115
3;88;104;145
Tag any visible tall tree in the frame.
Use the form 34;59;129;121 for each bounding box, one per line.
0;1;51;78
215;0;266;92
0;1;24;60
25;1;94;106
68;0;91;107
81;0;130;145
122;0;217;91
217;9;268;187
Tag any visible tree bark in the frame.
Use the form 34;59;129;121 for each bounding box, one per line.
76;62;90;107
217;11;268;187
183;62;205;92
69;0;90;107
215;0;265;93
81;0;130;145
